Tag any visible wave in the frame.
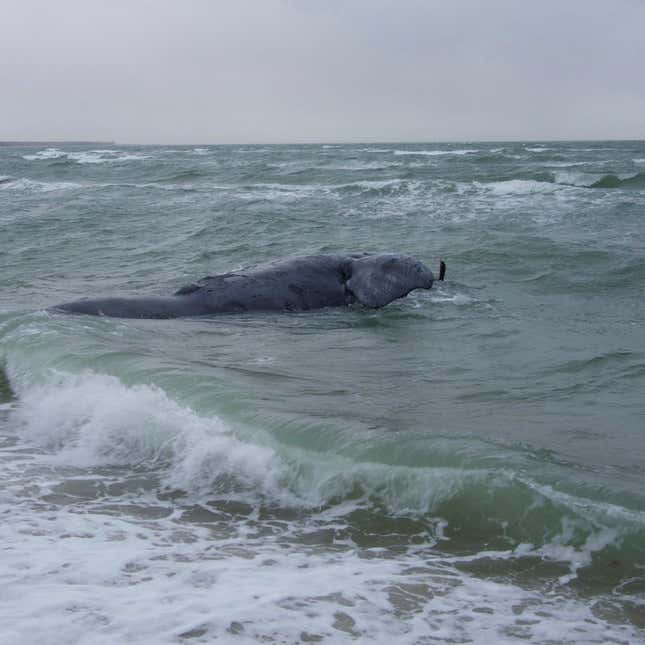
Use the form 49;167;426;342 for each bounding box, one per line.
335;178;419;197
22;148;151;164
588;172;645;189
70;150;152;164
1;418;640;645
476;171;645;194
477;179;561;195
21;147;67;161
4;364;644;567
11;370;286;499
233;179;416;201
0;177;82;192
154;168;215;183
235;182;322;202
394;149;479;157
322;160;403;171
555;170;645;189
546;161;588;167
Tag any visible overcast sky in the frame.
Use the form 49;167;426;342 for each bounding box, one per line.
2;0;644;144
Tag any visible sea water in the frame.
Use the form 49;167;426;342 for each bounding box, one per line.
1;141;644;643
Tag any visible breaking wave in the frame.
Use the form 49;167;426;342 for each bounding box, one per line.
2;361;642;573
22;148;151;164
477;171;645;194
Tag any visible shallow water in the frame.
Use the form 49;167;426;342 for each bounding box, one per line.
1;141;644;643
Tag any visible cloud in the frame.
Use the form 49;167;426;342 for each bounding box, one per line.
1;0;644;142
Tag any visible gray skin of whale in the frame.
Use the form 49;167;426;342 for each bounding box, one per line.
53;253;440;319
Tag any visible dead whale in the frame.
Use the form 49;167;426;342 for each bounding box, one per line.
53;253;446;319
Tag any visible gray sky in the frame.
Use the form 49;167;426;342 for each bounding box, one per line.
2;0;644;143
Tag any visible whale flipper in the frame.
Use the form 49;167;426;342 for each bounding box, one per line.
346;254;435;308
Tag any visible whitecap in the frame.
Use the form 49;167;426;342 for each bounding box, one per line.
546;161;587;168
13;370;286;498
553;171;602;187
335;178;419;195
553;170;640;187
394;149;478;156
0;178;81;192
67;150;151;164
478;179;561;195
237;182;324;202
21;147;67;161
323;160;403;170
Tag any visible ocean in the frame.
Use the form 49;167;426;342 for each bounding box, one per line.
1;141;644;643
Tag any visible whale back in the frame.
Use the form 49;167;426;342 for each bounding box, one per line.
346;254;435;308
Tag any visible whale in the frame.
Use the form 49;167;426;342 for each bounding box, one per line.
52;253;446;319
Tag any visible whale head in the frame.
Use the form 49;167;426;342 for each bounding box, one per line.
346;254;436;308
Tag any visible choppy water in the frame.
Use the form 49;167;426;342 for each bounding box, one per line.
1;141;644;643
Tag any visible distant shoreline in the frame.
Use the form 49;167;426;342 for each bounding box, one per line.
1;138;643;147
0;141;115;147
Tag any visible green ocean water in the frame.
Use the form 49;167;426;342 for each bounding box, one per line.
1;141;644;643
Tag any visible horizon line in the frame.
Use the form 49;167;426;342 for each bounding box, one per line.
1;137;644;147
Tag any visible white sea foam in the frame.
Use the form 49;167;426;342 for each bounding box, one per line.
21;147;67;160
323;160;403;170
0;178;81;192
237;182;326;202
546;161;587;167
14;371;286;499
22;148;151;164
337;178;413;192
68;150;152;164
428;292;477;306
394;148;478;156
634;158;645;164
1;366;643;643
0;450;641;644
553;170;602;187
525;146;552;152
478;179;561;196
7;367;481;512
553;170;641;187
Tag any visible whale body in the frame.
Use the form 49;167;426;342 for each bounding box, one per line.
53;253;444;319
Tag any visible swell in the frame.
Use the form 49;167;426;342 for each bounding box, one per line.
479;170;645;191
587;171;645;189
153;168;215;183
